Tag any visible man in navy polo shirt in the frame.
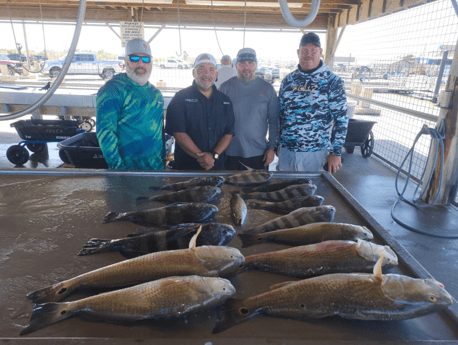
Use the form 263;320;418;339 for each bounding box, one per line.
165;53;235;171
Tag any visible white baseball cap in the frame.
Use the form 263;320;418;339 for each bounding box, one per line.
125;38;151;56
194;53;217;68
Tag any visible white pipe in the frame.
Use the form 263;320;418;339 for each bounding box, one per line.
0;0;87;121
278;0;321;28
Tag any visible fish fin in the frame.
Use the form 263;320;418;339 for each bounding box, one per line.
269;281;297;291
189;225;202;250
78;238;114;256
373;249;385;283
238;233;264;248
136;196;152;204
102;212;119;224
20;302;73;335
238;161;254;171
167;227;200;243
212;298;257;334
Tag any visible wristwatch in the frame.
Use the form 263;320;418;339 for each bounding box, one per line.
211;151;219;160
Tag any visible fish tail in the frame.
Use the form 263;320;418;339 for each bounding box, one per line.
102;211;120;224
238;233;264;247
20;302;74;335
212;298;257;334
26;281;73;304
78;238;114;256
136;196;152;204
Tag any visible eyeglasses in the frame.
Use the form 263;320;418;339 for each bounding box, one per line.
129;55;151;63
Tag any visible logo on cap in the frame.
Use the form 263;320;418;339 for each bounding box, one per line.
199;55;210;61
143;43;147;50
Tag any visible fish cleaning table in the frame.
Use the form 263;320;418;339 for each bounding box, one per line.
1;170;457;344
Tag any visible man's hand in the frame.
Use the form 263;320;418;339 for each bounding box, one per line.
263;148;275;166
326;153;342;173
196;152;215;171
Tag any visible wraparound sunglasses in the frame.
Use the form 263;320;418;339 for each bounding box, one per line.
129;55;151;63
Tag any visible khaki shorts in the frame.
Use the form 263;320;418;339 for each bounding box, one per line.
277;146;328;172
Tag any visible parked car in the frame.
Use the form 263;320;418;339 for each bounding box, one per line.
32;55;48;61
160;59;189;69
7;53;27;62
41;53;124;79
255;65;280;83
0;54;22;75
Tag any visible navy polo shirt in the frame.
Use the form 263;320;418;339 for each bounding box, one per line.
165;81;235;170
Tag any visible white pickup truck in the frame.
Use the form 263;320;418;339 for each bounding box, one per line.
41;53;124;79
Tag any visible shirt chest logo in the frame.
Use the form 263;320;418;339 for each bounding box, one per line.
185;98;198;102
292;85;318;92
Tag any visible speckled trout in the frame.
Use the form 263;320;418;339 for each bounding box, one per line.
243;205;336;234
239;222;373;247
235;239;398;278
27;229;244;304
213;252;453;334
230;192;247;226
21;275;236;335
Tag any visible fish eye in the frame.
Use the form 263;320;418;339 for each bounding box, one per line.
222;287;226;291
239;308;249;315
429;295;437;302
230;255;234;259
61;310;67;315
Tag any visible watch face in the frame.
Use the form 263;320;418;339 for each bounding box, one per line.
214;153;219;160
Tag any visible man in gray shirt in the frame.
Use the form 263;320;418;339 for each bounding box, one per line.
219;48;279;170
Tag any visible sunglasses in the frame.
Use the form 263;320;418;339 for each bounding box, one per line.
129;55;151;63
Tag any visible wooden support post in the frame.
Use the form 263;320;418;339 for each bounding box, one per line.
421;42;458;205
324;15;338;71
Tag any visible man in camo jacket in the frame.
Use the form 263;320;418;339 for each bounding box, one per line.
278;32;348;173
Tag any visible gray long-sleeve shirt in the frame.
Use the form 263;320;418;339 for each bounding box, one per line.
219;76;279;158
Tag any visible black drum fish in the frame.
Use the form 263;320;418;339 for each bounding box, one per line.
136;186;221;204
150;176;225;191
244;195;324;214
79;222;236;258
243;205;336;234
103;202;219;227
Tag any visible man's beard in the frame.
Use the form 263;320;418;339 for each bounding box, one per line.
126;64;151;85
238;70;255;82
195;78;214;91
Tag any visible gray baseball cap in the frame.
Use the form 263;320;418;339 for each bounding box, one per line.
194;53;217;68
125;38;151;56
237;48;257;63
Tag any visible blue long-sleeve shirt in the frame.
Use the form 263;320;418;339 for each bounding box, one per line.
96;73;165;170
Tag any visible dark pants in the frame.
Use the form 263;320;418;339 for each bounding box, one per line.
225;155;268;171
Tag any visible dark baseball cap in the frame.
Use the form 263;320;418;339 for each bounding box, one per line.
300;33;321;48
237;48;257;63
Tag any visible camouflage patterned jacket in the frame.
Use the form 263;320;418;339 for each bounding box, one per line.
278;61;348;156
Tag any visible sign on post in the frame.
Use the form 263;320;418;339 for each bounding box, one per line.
120;22;144;47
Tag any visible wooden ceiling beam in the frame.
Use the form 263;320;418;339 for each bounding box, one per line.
0;5;329;29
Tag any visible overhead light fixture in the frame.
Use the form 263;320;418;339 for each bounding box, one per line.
185;0;302;8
